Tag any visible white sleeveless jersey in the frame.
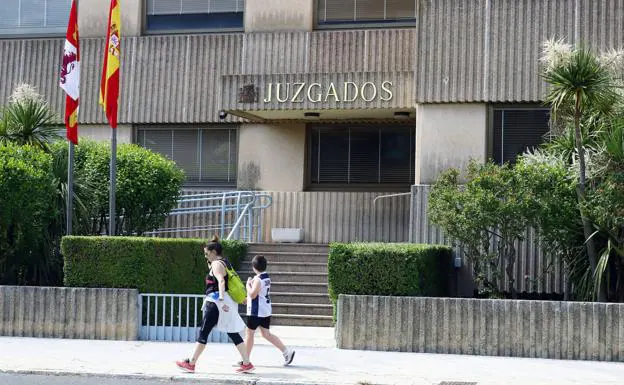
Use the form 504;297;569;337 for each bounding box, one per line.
246;272;272;317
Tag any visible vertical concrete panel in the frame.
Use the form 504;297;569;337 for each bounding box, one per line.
503;300;512;357
618;306;624;361
464;299;475;355
417;298;426;353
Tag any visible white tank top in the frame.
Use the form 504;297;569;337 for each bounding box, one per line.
246;272;272;317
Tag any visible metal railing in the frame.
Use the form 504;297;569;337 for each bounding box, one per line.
138;293;238;343
145;191;272;242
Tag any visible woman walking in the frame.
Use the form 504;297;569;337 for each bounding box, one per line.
176;236;254;374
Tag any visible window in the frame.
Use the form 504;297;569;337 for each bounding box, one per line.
137;126;238;187
145;0;245;33
316;0;416;29
492;108;551;165
308;124;415;190
0;0;71;37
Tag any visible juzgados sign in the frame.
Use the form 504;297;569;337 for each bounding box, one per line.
262;81;394;103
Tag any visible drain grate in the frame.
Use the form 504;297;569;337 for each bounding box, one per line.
439;382;478;385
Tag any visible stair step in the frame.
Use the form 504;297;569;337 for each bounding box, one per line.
239;261;328;273
245;251;328;264
239;271;327;284
270;314;334;327
270;282;328;294
248;243;329;254
271;303;333;316
270;292;331;305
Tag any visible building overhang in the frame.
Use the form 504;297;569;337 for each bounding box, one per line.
220;72;415;122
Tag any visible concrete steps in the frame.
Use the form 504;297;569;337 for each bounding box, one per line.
239;261;328;273
244;243;332;327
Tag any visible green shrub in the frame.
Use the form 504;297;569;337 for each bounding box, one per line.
328;243;452;308
0;143;58;285
51;140;185;236
61;236;247;293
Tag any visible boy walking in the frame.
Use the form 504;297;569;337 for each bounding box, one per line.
244;255;295;366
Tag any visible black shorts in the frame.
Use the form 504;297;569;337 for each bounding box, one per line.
246;316;271;330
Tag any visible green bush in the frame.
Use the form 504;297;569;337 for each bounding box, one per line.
0;144;58;285
61;236;247;293
328;243;452;307
52;140;185;236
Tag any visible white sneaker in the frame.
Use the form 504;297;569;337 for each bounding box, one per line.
283;349;295;366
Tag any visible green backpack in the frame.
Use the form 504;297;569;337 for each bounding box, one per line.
219;260;247;304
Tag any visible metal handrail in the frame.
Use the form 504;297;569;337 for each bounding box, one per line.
372;192;411;209
226;200;255;240
145;191;273;242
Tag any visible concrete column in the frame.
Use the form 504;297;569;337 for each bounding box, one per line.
415;104;487;184
79;0;142;38
237;123;306;191
245;0;314;32
80;125;133;144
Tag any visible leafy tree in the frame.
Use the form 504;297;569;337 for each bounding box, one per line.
79;141;185;235
540;40;623;301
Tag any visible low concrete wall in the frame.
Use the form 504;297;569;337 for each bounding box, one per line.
0;286;139;340
336;295;624;362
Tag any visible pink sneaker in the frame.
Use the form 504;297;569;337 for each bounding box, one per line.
176;359;196;373
236;362;255;374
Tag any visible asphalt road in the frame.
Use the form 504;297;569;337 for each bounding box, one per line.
0;373;208;385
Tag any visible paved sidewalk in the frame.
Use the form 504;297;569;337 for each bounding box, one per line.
0;332;623;385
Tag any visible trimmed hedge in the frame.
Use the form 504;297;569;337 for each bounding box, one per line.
328;243;453;307
61;236;247;294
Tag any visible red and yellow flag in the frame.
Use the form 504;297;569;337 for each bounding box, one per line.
100;0;121;129
60;0;80;144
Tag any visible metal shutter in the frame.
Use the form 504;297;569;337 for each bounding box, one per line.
0;0;70;34
492;109;551;165
318;0;415;23
147;0;244;15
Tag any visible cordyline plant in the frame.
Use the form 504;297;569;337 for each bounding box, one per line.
0;84;61;151
540;39;624;301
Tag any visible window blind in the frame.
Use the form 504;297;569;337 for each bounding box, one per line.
0;0;70;35
317;0;415;25
492;109;551;165
147;0;244;15
138;127;238;186
309;124;414;186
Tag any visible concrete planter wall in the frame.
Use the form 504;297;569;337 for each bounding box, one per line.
336;295;624;362
0;286;139;341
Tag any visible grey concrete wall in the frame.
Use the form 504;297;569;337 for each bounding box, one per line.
0;286;139;340
78;0;143;38
336;295;624;362
238;123;306;191
245;0;314;32
415;104;487;184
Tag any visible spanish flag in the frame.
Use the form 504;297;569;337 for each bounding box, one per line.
100;0;120;129
60;0;80;144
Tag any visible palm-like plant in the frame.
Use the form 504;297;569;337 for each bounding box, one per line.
540;40;622;301
0;84;62;151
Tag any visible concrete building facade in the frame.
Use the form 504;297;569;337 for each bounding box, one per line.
1;0;624;293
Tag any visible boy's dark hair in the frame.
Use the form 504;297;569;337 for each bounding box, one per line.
252;255;267;272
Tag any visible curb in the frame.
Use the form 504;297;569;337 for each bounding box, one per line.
0;369;339;385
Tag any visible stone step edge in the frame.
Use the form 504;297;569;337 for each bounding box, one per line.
245;251;329;256
271;282;328;286
239;271;327;276
270;292;330;297
271;313;334;320
271;303;333;309
239;261;328;266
